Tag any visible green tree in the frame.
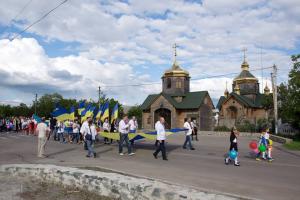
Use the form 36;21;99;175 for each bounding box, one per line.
278;54;300;130
127;105;142;126
261;93;273;119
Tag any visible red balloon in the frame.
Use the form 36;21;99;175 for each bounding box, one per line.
249;141;257;150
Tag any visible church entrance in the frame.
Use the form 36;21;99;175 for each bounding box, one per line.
154;108;171;129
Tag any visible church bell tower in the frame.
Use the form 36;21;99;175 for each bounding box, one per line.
162;44;190;96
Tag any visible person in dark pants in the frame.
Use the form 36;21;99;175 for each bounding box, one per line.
118;115;135;156
191;119;198;141
225;126;240;166
50;117;57;141
183;118;195;150
153;117;167;161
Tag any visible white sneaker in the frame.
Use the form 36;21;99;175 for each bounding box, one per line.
119;153;124;156
129;152;135;156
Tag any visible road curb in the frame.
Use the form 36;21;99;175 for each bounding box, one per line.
0;164;253;200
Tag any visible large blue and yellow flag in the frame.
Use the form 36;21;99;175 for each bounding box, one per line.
110;103;118;123
51;105;69;122
69;106;75;121
81;104;95;122
95;104;102;119
78;101;85;116
101;102;109;122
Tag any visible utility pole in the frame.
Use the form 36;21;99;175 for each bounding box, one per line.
271;65;278;134
98;86;101;107
34;93;38;115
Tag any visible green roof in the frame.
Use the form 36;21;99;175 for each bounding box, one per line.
141;91;210;110
216;96;226;110
235;70;256;79
230;92;265;108
140;94;160;110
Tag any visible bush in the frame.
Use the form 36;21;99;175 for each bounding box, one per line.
236;120;256;133
214;126;230;132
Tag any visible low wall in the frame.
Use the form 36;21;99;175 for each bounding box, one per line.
0;164;245;200
200;131;260;137
269;134;293;144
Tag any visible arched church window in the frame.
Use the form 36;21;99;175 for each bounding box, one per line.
167;78;171;88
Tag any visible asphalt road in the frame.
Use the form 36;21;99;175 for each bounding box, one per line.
0;131;300;200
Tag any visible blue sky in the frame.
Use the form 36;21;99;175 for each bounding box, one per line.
0;0;299;106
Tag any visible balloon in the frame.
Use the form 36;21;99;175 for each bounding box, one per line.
253;148;259;154
229;150;237;159
249;141;257;150
267;139;273;146
259;144;266;152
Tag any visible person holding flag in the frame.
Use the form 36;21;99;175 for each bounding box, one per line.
118;115;135;156
129;116;138;146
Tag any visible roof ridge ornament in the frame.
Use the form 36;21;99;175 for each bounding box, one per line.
172;43;180;69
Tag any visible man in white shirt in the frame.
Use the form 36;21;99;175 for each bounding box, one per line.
153;117;167;160
83;119;97;158
36;117;50;158
183;118;195;150
118;115;134;156
129;116;138;146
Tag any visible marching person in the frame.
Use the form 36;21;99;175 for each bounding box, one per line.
50;117;57;141
225;126;240;166
118;115;135;156
72;120;80;144
103;118;112;144
191;119;198;141
36;117;50;158
153;117;168;161
183;118;195;150
129;116;138;146
82;118;97;158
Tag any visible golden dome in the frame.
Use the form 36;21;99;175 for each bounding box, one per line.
163;61;190;78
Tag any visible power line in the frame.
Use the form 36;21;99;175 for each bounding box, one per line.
2;0;34;34
103;66;273;88
10;0;68;41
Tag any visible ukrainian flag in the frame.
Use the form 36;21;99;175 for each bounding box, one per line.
69;106;75;121
81;105;95;122
78;101;85;116
101;102;109;122
51;105;69;122
95;105;102;119
111;103;118;123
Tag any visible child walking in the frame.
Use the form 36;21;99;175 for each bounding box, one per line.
225;126;240;166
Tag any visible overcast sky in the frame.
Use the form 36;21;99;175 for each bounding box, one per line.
0;0;299;106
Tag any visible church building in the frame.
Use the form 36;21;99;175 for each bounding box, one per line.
216;55;271;128
141;45;215;130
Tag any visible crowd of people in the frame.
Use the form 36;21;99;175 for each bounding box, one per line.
0;117;38;134
2;114;273;165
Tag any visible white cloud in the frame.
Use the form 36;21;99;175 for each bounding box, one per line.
0;0;299;106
